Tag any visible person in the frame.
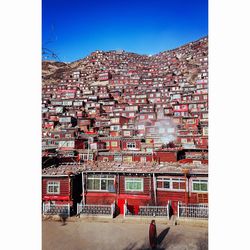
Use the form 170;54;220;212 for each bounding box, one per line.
149;220;157;249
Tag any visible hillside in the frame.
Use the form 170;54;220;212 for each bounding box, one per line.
42;36;208;85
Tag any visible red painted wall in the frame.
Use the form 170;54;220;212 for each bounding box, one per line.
178;159;208;164
157;190;186;214
97;155;114;161
155;151;177;162
85;192;116;205
42;177;71;202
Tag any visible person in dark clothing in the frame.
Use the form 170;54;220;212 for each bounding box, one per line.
149;220;157;249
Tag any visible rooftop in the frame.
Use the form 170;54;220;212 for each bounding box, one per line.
42;161;208;176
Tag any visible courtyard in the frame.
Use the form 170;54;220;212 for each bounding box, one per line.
42;219;208;250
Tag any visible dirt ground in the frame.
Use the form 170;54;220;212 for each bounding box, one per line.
42;220;208;250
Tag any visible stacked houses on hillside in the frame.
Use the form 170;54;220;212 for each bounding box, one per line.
42;37;208;217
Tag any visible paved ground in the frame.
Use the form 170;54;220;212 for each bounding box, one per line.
42;220;208;250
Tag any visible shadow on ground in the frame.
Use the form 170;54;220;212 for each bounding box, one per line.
122;227;170;250
59;213;68;226
122;226;208;250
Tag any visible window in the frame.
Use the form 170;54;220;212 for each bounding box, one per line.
111;125;120;131
159;128;165;133
125;178;143;191
189;104;197;109
82;154;93;161
187;119;195;124
192;179;208;192
114;155;122;162
127;142;136;149
124;131;131;136
157;178;171;190
111;141;118;147
203;113;208;119
167;128;175;133
203;127;208;136
123;156;133;162
137;124;145;130
157;177;185;191
59;141;74;148
111;118;120;124
87;174;115;192
181;138;187;144
193;160;201;164
172;178;186;190
47;181;60;194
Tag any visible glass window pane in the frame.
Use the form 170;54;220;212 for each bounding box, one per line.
172;182;179;189
87;179;93;190
157;181;163;188
163;181;170;189
108;180;115;192
101;179;107;190
94;179;100;190
180;182;185;189
193;183;200;191
201;183;207;191
54;186;59;193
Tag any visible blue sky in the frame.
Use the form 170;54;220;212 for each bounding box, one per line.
42;0;208;62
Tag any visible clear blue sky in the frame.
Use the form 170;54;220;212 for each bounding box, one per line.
42;0;208;62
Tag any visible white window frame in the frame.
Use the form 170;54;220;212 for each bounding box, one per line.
127;142;136;149
47;181;60;194
156;177;186;191
111;125;120;131
125;178;144;192
87;174;115;192
192;179;208;193
123;131;131;136
181;138;188;144
111;141;118;147
203;113;208;119
123;156;133;162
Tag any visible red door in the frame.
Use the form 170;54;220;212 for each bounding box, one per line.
172;201;178;215
118;199;125;215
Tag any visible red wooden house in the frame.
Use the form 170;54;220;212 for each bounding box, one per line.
42;168;82;210
99;137;122;152
80;162;208;215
